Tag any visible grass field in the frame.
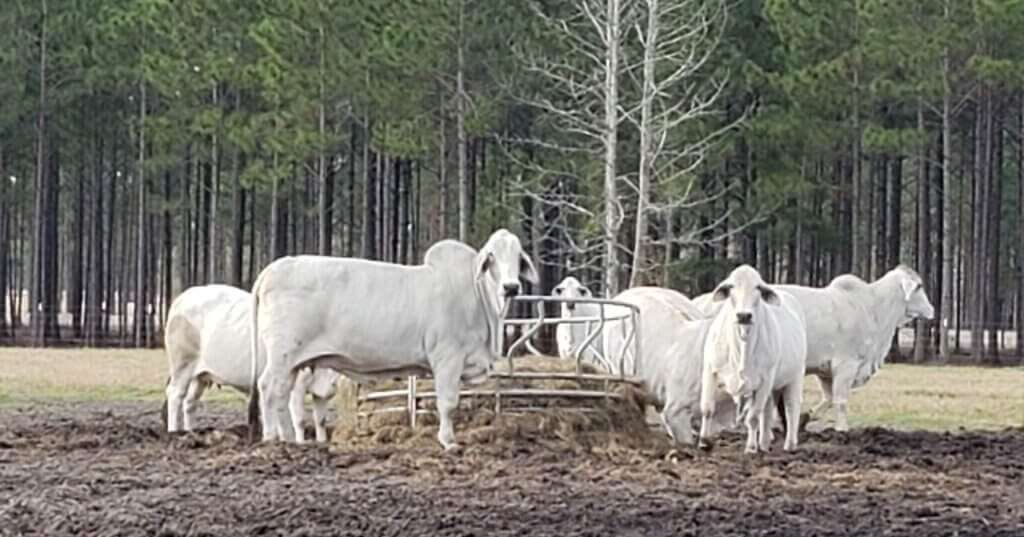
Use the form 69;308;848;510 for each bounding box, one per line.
0;347;1021;430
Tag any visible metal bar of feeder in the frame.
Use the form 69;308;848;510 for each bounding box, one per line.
407;376;417;428
507;304;545;363
488;371;642;385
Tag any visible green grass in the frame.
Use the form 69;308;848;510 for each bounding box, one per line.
0;347;246;407
0;348;1021;431
803;363;1024;431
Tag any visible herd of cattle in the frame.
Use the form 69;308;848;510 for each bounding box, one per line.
164;228;934;454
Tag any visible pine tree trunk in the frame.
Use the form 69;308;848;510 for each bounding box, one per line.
932;130;945;354
231;149;245;287
134;81;147;348
207;86;220;283
162;169;173;322
938;2;955;360
377;153;386;258
1018;91;1024;360
198;160;210;283
347;121;357;256
438;91;448;239
69;131;85;339
390;158;400;261
467;140;477;232
851;63;864;276
0;148;8;339
103;136;118;337
317;21;331;257
970;90;988;361
413;160;421;260
32;0;61;345
247;179;256;283
456;1;468;242
361;124;377;260
889;157;902;269
270;155;287;260
986;108;1003;360
914;104;930;362
42;137;60;344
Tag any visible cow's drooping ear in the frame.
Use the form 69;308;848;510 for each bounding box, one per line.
475;250;494;281
520;253;540;284
758;285;781;306
712;283;733;302
900;277;918;302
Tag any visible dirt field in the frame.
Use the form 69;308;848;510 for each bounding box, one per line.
1;401;1022;536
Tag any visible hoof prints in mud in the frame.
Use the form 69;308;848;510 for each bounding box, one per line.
1;403;1022;536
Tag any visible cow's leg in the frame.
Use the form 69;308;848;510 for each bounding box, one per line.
182;378;208;432
742;398;759;454
697;368;718;450
812;374;834;419
165;374;190;433
782;379;803;451
289;368;312;444
758;396;775;452
659;397;693;446
831;361;858;432
258;355;293;442
743;383;772;453
312;395;330;443
257;368;276;441
432;356;466;451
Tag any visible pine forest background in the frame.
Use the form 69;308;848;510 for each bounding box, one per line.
0;0;1022;364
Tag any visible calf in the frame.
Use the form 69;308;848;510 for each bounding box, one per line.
164;285;339;441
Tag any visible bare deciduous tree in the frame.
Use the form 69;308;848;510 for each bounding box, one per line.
626;0;730;286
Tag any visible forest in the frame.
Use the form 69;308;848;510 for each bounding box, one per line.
0;0;1021;363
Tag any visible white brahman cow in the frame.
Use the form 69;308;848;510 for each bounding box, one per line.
249;229;539;448
164;285;340;442
698;265;807;453
601;287;735;445
552;276;604;364
776;264;934;431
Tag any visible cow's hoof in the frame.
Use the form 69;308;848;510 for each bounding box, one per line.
443;443;463;454
697;438;713;452
783;443;798;452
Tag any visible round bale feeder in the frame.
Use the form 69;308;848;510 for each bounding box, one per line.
335;295;647;444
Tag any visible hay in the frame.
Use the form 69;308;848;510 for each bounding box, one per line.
331;355;657;449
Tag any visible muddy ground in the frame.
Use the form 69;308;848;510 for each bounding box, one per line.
0;402;1022;536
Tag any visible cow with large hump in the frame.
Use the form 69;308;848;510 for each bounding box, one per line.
699;265;807;453
164;285;340;441
775;265;934;431
599;287;736;445
248;229;539;449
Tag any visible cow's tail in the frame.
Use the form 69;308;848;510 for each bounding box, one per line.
247;269;267;444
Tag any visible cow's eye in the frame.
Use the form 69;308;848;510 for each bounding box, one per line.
554;287;563;295
580;288;590;296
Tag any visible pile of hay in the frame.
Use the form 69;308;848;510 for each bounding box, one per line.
331;355;659;450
